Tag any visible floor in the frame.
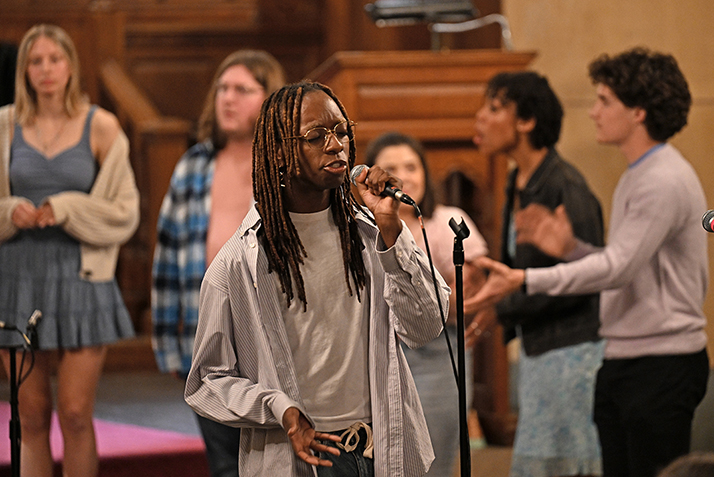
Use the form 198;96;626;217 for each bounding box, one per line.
0;371;201;435
0;369;513;476
3;366;714;477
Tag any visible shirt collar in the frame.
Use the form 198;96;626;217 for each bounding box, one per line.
628;143;665;169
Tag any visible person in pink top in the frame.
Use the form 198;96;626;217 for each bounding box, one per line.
365;131;489;476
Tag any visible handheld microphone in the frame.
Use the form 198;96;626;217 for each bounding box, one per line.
0;322;17;331
349;164;416;206
702;210;714;233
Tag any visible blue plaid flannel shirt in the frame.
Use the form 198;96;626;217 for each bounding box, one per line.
152;141;216;375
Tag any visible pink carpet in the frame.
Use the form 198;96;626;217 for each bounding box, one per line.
0;402;210;476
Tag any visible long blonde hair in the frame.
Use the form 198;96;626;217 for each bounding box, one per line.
14;24;86;125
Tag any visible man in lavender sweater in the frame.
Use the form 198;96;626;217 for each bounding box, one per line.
464;48;709;477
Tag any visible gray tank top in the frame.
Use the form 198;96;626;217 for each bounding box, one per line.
10;106;99;207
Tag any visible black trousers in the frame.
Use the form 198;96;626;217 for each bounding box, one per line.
593;349;709;477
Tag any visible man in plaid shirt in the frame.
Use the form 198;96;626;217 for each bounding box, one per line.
152;50;285;477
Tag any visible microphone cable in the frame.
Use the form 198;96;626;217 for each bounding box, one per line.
349;176;459;385
0;315;39;389
414;205;460;387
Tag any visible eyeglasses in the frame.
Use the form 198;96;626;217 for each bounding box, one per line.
216;84;264;96
285;120;356;149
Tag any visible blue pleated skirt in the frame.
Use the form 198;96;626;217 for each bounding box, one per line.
0;227;135;350
510;339;605;477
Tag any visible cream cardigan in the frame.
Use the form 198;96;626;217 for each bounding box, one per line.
0;105;140;282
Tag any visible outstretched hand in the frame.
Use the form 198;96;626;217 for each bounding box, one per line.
463;257;525;313
282;407;341;467
515;203;575;259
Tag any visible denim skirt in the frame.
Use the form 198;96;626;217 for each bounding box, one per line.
0;227;134;350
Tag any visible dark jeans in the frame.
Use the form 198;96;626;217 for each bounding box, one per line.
317;424;375;477
593;349;709;477
196;412;241;477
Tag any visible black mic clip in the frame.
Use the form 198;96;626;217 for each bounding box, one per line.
449;217;470;267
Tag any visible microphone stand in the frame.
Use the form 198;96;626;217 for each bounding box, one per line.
449;218;471;477
9;347;21;477
2;311;41;477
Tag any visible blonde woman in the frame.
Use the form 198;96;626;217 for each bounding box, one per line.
0;24;139;476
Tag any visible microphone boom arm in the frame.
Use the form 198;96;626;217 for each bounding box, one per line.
429;13;514;50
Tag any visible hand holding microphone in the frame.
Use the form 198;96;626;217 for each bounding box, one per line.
350;164;416;206
350;164;408;248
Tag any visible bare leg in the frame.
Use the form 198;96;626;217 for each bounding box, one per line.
0;349;55;477
55;345;107;477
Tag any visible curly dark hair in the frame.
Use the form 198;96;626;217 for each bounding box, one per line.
363;131;436;219
588;47;691;142
252;81;365;310
485;71;563;150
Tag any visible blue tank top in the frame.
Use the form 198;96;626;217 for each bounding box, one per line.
10;106;99;207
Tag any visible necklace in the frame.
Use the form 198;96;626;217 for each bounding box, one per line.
34;116;70;155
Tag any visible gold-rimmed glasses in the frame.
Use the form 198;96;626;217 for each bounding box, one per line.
285;120;356;149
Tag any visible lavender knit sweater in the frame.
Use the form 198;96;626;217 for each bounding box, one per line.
527;144;708;358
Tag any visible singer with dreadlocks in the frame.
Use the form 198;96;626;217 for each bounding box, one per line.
185;81;449;477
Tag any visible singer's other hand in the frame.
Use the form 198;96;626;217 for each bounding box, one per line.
353;165;402;247
282;407;341;468
463;256;525;313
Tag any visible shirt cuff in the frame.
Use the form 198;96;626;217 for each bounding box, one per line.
270;394;309;430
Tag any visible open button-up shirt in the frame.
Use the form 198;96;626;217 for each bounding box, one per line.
185;205;448;477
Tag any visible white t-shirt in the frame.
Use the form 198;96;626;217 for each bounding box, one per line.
278;207;372;431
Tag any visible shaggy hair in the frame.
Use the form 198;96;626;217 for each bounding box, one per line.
197;49;286;149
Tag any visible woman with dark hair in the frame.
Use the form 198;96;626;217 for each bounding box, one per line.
470;71;605;477
185;81;449;476
365;131;488;476
0;24;139;476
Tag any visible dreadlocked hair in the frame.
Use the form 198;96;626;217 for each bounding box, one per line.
252;81;367;311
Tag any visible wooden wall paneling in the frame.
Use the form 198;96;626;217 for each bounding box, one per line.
100;59;191;333
0;12;99;101
121;3;324;121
